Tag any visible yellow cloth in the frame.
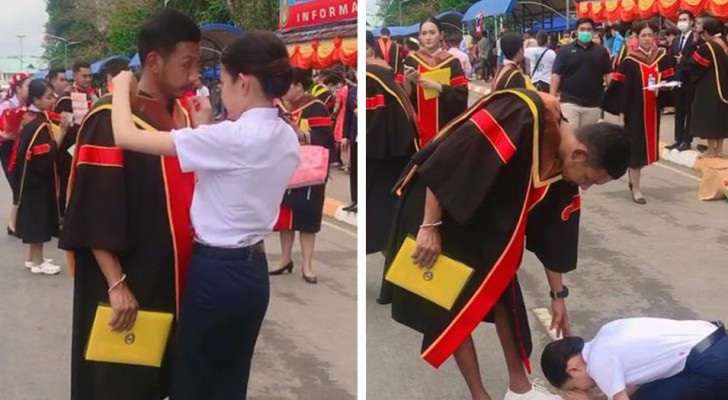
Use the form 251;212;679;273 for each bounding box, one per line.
386;237;474;310
85;305;173;368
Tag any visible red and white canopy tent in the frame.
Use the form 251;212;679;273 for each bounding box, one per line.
278;0;358;70
577;0;728;22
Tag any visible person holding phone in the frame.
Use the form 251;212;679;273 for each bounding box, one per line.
403;16;468;147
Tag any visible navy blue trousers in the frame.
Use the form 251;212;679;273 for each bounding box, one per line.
171;242;269;400
633;334;728;400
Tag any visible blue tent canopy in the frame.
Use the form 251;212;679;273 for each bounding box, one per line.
129;53;141;69
90;54;130;75
34;69;48;79
372;10;463;38
532;17;576;33
463;0;517;21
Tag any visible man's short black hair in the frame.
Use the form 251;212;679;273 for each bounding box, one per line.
446;34;463;46
541;336;586;389
381;27;391;36
575;17;595;30
678;9;695;21
72;61;91;73
665;27;680;37
138;10;201;67
576;122;631;180
47;68;66;81
500;32;524;60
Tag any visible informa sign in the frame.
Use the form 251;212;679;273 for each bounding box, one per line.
279;0;358;30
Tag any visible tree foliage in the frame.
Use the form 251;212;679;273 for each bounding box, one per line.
43;0;279;69
376;0;475;26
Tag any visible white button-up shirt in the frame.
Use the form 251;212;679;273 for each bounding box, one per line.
583;318;718;399
172;107;300;248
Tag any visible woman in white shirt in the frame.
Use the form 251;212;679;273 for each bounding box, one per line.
109;31;300;400
524;30;556;93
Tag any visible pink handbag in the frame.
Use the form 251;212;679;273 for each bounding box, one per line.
288;145;330;189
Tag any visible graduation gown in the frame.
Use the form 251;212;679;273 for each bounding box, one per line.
405;51;469;147
492;63;536;92
311;83;335;115
59;94;194;400
54;85;96;217
15;113;60;244
379;89;580;371
366;60;419;254
603;49;675;168
377;37;405;84
275;94;334;233
690;38;728;139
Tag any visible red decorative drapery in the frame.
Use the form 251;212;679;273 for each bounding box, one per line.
577;0;728;22
288;36;357;69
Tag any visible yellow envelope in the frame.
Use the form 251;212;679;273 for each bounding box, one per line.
385;237;474;310
421;67;452;100
299;118;311;133
85;305;173;368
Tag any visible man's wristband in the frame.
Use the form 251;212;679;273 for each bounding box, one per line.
108;274;127;294
550;285;569;299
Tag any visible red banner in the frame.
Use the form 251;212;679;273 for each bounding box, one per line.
279;0;358;30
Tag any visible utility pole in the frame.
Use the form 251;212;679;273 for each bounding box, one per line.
17;35;25;71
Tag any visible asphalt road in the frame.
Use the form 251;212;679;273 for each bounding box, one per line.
366;89;728;399
0;169;357;400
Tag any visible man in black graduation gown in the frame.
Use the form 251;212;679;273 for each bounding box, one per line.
377;28;405;84
379;90;631;398
54;61;96;217
59;10;201;400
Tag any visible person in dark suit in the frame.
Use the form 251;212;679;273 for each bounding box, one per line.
667;10;698;151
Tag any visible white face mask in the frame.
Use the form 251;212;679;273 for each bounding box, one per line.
678;21;691;33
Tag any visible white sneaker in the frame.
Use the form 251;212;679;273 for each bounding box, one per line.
29;261;61;275
25;258;53;269
503;379;564;400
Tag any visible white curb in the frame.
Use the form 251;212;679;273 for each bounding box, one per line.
334;206;358;227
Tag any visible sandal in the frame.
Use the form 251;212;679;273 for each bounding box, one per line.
30;261;61;275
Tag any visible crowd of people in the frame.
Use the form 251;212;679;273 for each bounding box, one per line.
0;8;357;400
367;10;728;400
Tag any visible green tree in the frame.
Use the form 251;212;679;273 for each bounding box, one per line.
108;0;157;56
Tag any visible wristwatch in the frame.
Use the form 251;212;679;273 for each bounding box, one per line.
550;285;569;300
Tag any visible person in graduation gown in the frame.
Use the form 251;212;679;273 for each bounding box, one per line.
403;16;468;147
0;73;30;235
270;68;335;284
603;21;675;205
492;32;538;92
379;89;631;400
15;79;72;275
310;78;336;115
689;17;728;158
53;61;97;218
365;30;419;256
58;11;201;400
377;27;405;84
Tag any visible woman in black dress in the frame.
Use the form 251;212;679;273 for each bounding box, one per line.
271;68;335;284
690;17;728;158
15;79;71;274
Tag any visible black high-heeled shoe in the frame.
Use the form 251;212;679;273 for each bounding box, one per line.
7;226;15;236
269;261;293;276
302;273;318;284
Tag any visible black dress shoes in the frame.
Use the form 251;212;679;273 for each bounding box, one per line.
677;142;692;152
665;142;681;150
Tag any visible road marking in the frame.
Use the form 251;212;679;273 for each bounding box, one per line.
655;161;701;182
322;220;357;238
531;307;559;340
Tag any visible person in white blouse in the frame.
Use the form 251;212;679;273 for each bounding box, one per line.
109;31;300;400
